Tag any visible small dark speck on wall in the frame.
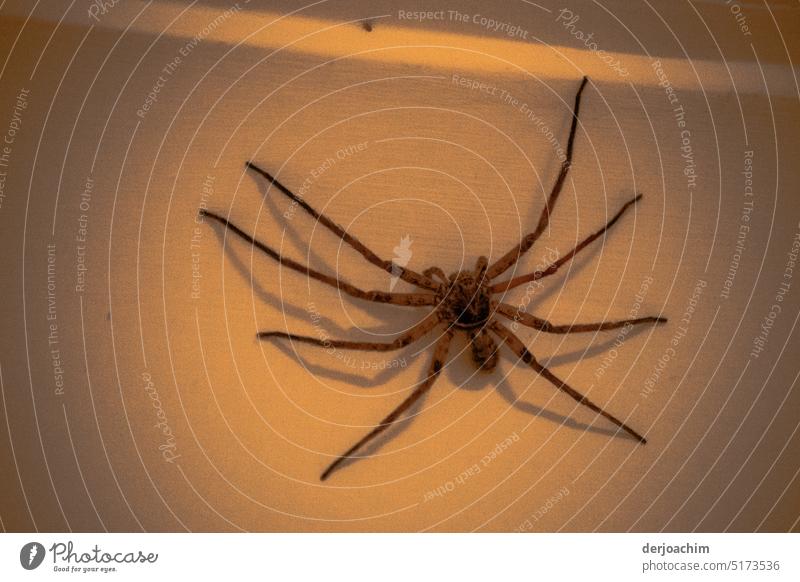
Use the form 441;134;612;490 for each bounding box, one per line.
361;20;373;32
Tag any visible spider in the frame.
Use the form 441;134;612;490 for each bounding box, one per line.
200;76;667;481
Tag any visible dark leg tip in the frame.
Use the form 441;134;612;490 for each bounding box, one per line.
245;160;270;179
320;465;335;481
198;208;221;224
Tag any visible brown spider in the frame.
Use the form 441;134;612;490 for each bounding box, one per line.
200;76;667;481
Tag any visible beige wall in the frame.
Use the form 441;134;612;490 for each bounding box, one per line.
0;0;798;532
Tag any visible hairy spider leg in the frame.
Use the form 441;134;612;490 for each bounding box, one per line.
245;161;440;291
486;76;588;280
490;194;642;294
490;321;647;443
320;328;453;480
258;311;440;349
200;209;435;306
496;303;667;333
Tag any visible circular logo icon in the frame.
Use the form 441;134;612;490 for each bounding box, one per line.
20;542;46;570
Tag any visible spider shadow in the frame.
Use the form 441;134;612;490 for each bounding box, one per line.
296;328;651;478
494;233;658;368
446;327;651;442
517;323;655;442
327;322;650;479
254;171;334;280
205;215;446;463
320;390;431;479
497;234;596;311
493;378;623;440
204;190;653;475
249;169;411;320
522;320;656;368
204;219;428;331
445;345;620;441
265;335;432;389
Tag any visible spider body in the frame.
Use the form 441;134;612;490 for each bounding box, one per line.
201;76;668;481
432;257;499;371
437;259;492;330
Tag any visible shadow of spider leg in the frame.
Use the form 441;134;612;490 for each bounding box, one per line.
258;311;440;348
489;320;647;444
244;161;439;291
486;76;589;281
496;303;667;333
319;328;453;481
199;209;436;307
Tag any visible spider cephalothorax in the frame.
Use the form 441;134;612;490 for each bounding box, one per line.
437;261;490;329
201;76;668;481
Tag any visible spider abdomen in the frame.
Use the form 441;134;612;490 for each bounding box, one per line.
470;328;498;372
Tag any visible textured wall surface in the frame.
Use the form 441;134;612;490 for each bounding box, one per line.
0;0;798;532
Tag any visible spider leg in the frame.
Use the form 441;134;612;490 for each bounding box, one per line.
200;209;435;306
489;320;646;443
485;76;588;281
490;194;642;294
258;312;440;350
320;328;453;481
496;303;667;333
246;161;440;291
